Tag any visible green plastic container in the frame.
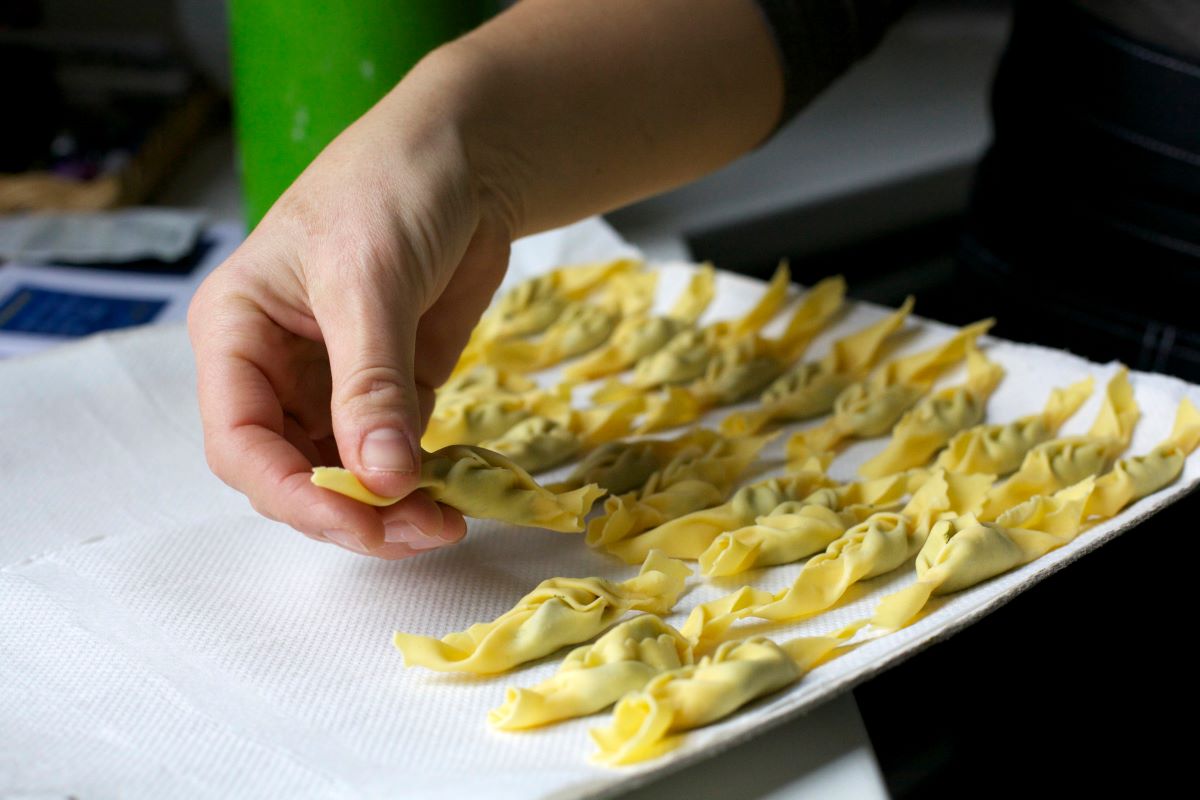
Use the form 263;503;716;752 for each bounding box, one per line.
229;1;491;229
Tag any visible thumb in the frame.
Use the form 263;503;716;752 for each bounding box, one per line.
320;282;425;500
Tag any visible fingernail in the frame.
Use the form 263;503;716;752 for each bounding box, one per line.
361;428;418;473
324;529;369;554
384;520;451;550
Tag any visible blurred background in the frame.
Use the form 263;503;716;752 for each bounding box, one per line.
0;0;1009;308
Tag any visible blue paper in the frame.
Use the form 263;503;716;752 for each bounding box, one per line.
0;285;168;337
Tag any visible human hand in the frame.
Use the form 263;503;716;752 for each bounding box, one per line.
188;70;515;559
190;0;786;558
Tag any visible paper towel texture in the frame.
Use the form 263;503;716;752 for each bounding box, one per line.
3;218;1197;798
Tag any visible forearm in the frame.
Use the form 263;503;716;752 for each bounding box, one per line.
403;0;786;238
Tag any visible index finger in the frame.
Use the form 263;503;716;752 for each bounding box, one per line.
197;340;387;546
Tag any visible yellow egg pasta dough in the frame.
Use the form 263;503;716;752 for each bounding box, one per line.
603;464;835;564
698;500;877;578
598;263;794;397
721;297;914;436
488;614;693;731
1081;396;1200;519
479;416;583;474
359;258;1200;771
422;384;572;451
477;398;646;474
311;445;603;532
867;397;1200;633
449;258;643;377
550;428;724;495
636;276;846;432
487;271;659;373
787;319;995;463
487;257;642;341
392;551;691;674
682;470;992;646
587;433;775;553
437;365;538;402
934;377;1094;476
858;345;1006;478
589;631;852;765
978;367;1138;520
563;266;717;381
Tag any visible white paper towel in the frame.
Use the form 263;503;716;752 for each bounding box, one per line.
3;217;1198;799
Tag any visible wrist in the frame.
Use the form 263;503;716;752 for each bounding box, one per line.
385;40;529;242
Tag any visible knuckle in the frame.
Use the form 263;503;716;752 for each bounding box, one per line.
202;439;231;483
248;495;282;524
333;364;411;411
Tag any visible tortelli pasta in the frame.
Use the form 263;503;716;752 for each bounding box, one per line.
311;445;604;532
487;257;641;341
479;416;583;474
635;276;846;433
486;271;659;372
681;470;993;646
753;470;992;621
697;471;926;578
698;499;877;578
858;344;1006;478
587;433;775;553
449;258;643;378
868;397;1200;633
489;614;692;731
1082;396;1200;519
591;479;726;559
421;384;572;451
589;633;850;765
392;551;691;674
488;302;621;372
437;364;538;401
550;428;726;495
604;464;835;564
978;367;1138;520
869;481;1097;634
787;319;995;463
365;259;1200;770
721;297;914;436
933;377;1094;476
563;266;717;381
478;397;646;474
601;262;793;394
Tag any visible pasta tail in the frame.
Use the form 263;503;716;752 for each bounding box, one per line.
488;687;550;731
1088;366;1139;446
869;580;938;632
719;408;769;437
589;693;679;766
892;317;994;386
485;338;548;372
698;532;760;577
575;396;646;447
624;550;693;614
668;263;717;324
823;295;914;376
592;378;641;405
585;495;644;548
637;387;703;434
1163;396;1200;456
731;261;791;338
780;623;865;670
775;275;846;361
553;484;606;532
1041;376;1095;432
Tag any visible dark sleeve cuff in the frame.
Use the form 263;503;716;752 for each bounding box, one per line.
754;0;915;128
